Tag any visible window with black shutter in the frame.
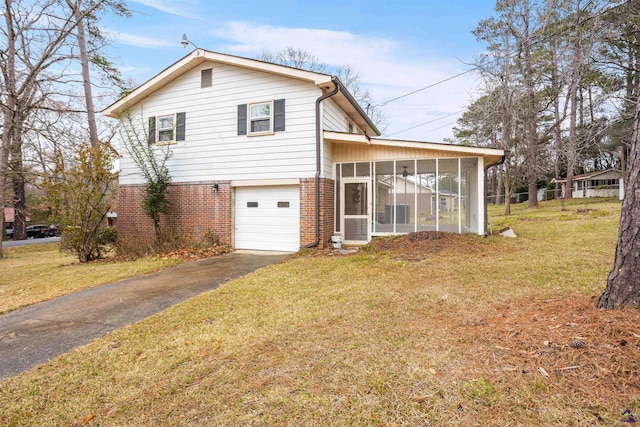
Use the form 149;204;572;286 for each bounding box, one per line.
237;99;285;136
148;112;186;143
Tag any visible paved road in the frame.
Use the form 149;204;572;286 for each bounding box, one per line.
2;236;61;247
0;250;288;380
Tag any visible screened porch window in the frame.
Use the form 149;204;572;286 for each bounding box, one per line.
336;158;479;236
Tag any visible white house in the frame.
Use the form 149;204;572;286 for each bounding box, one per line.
103;49;504;251
553;169;623;200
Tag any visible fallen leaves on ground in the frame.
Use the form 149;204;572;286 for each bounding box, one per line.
159;244;232;261
456;295;640;410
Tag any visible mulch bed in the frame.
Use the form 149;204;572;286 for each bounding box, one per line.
363;231;475;261
457;295;640;410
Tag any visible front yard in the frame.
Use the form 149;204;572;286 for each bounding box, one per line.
1;198;638;425
0;244;182;314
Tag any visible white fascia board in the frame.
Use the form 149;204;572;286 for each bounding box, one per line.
324;131;371;145
370;138;504;157
102;49;333;119
324;131;505;158
231;178;300;187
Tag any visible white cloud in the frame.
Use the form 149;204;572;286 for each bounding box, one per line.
130;0;202;19
105;29;175;48
214;22;479;142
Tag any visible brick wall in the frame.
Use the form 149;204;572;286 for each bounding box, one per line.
300;178;335;249
117;181;232;245
119;179;336;250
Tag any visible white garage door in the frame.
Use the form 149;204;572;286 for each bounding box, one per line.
235;186;300;251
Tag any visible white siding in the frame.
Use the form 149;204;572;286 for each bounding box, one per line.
118;62;323;185
323;99;350;133
321;99;362;179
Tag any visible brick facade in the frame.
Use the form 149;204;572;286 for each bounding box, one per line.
118;179;335;250
300;178;335;249
117;181;232;245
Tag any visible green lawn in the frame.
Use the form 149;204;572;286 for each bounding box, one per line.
2;198;638;426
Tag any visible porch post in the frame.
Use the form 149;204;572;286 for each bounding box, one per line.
477;156;485;236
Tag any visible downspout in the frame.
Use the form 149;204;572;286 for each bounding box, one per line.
303;77;340;248
484;151;507;236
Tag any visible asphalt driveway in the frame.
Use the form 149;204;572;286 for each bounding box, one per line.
0;250;288;380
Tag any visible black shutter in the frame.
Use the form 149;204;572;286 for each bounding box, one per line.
148;116;156;144
176;112;186;141
274;99;285;132
237;104;247;135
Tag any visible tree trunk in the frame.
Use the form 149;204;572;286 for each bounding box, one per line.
504;160;512;215
565;76;579;200
495;169;503;205
71;0;98;147
597;78;640;309
11;163;27;240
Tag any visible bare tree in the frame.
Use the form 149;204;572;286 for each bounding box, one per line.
256;47;327;73
472;5;531;214
562;0;602;198
256;47;387;130
68;0;98;147
0;0;126;255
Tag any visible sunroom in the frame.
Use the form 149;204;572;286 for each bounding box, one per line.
327;132;504;245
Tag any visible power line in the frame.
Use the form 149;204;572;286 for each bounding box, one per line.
373;0;632;137
385;110;464;137
373;69;476;108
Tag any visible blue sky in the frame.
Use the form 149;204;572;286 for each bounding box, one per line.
100;0;498;142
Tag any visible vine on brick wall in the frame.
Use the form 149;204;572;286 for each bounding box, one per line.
119;109;172;248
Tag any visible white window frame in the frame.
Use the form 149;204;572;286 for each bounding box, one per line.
347;119;354;134
248;100;273;136
157;114;175;143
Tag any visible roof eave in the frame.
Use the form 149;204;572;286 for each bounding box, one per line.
324;131;505;162
102;49;335;118
332;78;381;137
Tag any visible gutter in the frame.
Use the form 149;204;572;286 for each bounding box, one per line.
484;151;507;236
303;77;340;249
332;78;380;136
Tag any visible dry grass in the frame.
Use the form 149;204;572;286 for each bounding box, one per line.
0;243;182;314
2;198;639;426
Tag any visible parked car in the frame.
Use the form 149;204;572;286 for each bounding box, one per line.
4;226;13;239
26;224;56;238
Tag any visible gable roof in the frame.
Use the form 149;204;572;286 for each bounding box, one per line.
553;168;622;183
102;49;380;136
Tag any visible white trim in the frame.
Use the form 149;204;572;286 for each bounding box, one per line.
477;156;485;236
341;177;371;245
231;178;300;187
156;114;175;143
435;159;439;231
247;100;274;136
324;131;504;158
393;160;397;234
103;49;333;118
458;157;462;233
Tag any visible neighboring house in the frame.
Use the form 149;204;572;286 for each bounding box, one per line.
553;169;623;200
103;50;504;251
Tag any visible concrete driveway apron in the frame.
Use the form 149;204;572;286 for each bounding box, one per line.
0;251;288;380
